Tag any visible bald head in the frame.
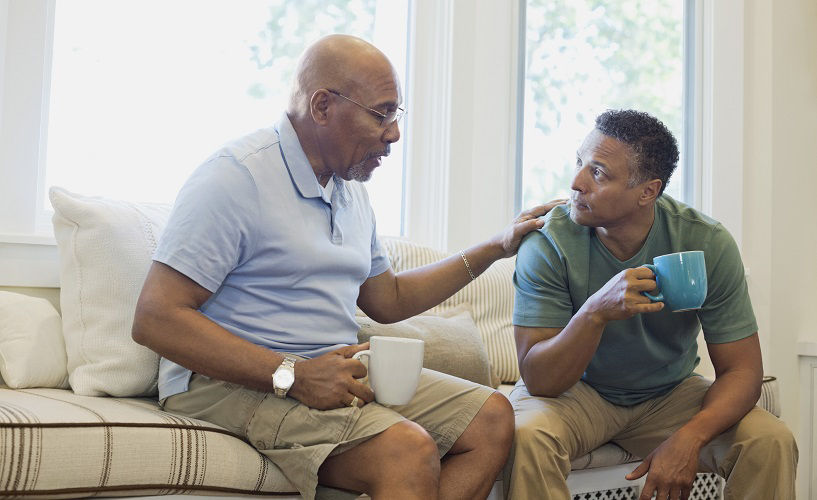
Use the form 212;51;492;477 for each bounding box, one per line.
287;35;398;116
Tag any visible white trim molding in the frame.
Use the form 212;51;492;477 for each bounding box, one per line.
698;0;744;247
0;240;59;287
403;0;453;252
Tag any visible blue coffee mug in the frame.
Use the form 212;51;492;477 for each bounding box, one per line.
642;251;707;312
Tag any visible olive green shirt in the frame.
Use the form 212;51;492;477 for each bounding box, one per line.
513;195;757;405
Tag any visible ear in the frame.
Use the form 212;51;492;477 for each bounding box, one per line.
638;179;662;206
310;89;331;125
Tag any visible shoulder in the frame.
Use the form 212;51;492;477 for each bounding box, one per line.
518;204;587;265
656;195;733;244
526;203;589;251
217;126;281;165
656;195;721;229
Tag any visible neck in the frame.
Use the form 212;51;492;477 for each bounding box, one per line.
287;110;333;186
595;204;656;261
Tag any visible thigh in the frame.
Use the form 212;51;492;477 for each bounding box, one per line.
699;404;796;475
383;368;495;457
511;380;628;459
613;375;711;458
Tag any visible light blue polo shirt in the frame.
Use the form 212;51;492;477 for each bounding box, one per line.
155;114;391;400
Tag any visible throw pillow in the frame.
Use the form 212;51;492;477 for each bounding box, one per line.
380;237;520;383
356;306;494;387
0;291;69;389
50;187;171;396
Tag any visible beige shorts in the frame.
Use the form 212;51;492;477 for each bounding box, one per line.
162;368;495;500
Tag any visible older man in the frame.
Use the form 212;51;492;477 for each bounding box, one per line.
506;109;797;500
132;35;559;500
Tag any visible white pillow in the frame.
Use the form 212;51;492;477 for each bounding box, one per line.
0;291;69;389
50;187;171;396
380;237;520;383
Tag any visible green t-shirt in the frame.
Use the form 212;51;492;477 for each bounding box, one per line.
513;195;757;406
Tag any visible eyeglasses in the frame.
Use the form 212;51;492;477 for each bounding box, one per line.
327;89;405;127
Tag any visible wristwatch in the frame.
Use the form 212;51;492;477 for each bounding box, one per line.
272;355;297;398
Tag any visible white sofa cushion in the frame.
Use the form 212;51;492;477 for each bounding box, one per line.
380;237;521;383
0;291;68;389
357;306;495;387
0;387;295;497
50;187;170;397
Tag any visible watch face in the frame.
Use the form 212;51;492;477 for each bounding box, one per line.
274;369;295;389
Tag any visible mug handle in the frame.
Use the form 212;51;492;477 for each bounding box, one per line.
641;264;664;302
352;350;371;383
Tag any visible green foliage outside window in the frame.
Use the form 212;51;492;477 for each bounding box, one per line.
523;0;684;207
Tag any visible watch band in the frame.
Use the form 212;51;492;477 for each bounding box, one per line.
272;355;297;398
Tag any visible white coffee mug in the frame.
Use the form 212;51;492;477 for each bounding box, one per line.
353;336;424;406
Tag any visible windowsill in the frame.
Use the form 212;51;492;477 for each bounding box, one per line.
0;236;60;287
0;233;56;246
798;341;817;357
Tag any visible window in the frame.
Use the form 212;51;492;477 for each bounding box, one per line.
518;0;689;210
44;0;409;236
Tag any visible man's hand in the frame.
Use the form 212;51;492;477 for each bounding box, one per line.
287;343;375;410
496;199;567;257
626;429;703;500
580;266;664;324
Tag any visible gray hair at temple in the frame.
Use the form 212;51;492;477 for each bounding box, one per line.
594;109;679;195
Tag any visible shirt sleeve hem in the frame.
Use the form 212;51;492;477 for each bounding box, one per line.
153;253;222;293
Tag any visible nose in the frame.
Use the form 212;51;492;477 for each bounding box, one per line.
382;121;401;144
571;166;587;193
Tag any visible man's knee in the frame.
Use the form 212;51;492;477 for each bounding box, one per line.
747;419;798;462
512;412;570;465
477;393;514;445
377;421;440;475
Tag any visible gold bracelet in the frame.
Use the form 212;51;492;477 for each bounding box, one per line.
460;251;476;281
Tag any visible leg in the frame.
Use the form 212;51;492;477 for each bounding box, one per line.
318;420;441;500
436;392;514;500
504;381;628;500
698;406;797;500
614;376;798;500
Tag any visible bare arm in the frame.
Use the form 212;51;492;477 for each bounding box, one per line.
685;333;763;442
358;200;565;323
515;266;664;396
627;333;763;500
132;262;373;409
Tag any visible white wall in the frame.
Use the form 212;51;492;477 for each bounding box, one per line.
742;0;817;490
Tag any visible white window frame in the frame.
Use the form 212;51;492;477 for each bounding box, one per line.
0;0;745;287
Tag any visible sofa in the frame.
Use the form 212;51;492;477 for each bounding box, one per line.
0;188;780;499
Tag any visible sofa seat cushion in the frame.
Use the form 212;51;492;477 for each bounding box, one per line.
0;387;296;498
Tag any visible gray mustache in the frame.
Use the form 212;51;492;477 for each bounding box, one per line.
364;146;390;161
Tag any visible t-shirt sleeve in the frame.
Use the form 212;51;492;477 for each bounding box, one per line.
153;157;260;292
513;231;573;327
698;224;758;343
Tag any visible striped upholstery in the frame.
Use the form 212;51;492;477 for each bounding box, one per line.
0;387;297;498
380;237;521;383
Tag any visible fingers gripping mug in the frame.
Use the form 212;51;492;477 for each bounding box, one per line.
353;336;424;406
642;251;708;312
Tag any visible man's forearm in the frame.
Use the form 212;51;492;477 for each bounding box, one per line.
675;368;762;447
371;240;506;323
519;310;606;397
133;304;284;392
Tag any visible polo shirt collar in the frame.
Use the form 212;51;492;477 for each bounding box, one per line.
275;113;322;199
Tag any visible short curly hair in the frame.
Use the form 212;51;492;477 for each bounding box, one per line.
595;109;679;195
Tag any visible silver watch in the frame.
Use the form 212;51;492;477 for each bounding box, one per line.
272;355;297;398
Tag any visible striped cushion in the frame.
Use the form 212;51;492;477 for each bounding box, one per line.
0;387;297;498
380;237;520;383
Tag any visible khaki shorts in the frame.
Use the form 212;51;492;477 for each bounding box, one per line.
162;368;495;500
